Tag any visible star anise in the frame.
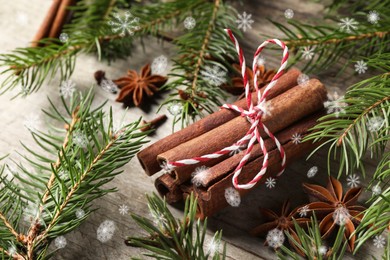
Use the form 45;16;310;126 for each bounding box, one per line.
113;64;167;107
302;176;366;251
251;200;310;254
222;64;276;96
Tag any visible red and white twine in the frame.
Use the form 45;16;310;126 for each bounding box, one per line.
163;29;289;190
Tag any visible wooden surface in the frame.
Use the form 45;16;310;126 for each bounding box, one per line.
0;0;383;259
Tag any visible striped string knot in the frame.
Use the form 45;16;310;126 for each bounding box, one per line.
162;29;289;190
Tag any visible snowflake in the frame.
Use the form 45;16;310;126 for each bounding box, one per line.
347;174;360;188
224;187;241;207
258;101;273;117
373;235;386;249
72;130;88;148
257;55;266;66
100;79;118;94
8;244;17;256
16;11;28;26
265;177;276;189
97;220;116;243
23;203;39;223
324;96;347;118
355;60;367;74
191;166;210;187
284;9;294;19
298;205;310;217
318;245;328;256
338;17;358;33
151;55;168;74
367;116;384;132
229;145;244;156
167;102;183;116
54;236;67;249
159;161;174;174
367;11;380;24
236;11;254;32
75;208;85;219
59;33;69;43
301;46;315;60
291;133;302;145
297;73;310;86
372;184;382;196
60;80;76;98
119;204;129;215
332;206;350;225
266;228;285;249
201;65;227;86
108;11;140;37
307;166;318;178
206;234;221;256
24;114;41;133
184;16;196;30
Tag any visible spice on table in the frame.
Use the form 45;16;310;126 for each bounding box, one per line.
140;115;168;133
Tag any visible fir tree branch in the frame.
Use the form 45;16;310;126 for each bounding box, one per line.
0;212;19;241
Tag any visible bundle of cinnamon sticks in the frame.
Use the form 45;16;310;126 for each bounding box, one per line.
138;68;328;219
31;0;77;47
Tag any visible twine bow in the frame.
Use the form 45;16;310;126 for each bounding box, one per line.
164;29;289;190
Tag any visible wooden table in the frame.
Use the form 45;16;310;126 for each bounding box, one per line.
0;0;382;259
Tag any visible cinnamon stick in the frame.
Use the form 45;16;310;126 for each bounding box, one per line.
48;0;76;39
158;79;327;185
31;0;62;47
138;68;301;175
194;137;318;220
155;174;182;203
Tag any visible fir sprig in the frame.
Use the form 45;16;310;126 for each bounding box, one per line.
126;193;226;260
0;89;148;259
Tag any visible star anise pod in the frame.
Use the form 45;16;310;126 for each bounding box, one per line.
222;64;276;96
114;64;167;107
302;176;366;251
251;200;310;254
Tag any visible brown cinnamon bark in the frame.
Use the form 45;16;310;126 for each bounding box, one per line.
138;68;301;175
158;79;327;184
193;137;318;220
31;0;62;47
154;174;182;203
48;0;76;39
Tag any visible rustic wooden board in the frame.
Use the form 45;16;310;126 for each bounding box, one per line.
0;0;384;259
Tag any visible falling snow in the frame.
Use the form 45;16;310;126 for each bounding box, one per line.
324;94;347;118
191;166;210;187
151;55;168;74
297;73;310;86
75;208;85;219
291;133;302;145
97;220;116;243
372;184;382;196
54;236;67;249
258;101;273;117
347;174;360;188
301;46;315;60
236;11;254;32
332;206;350;225
338;17;358;33
100;79;118;94
355;60;367;74
367;116;385;132
72;130;88;148
373;235;386;249
24;114;41;133
16;11;28;26
108;11;140;37
119;204;129;215
284;9;294;19
60;80;76;98
59;33;69;43
225;187;241;207
7;245;16;256
318;245;328;255
168;102;183;116
266;228;285;249
206;234;221;256
307;166;318;178
257;55;266;66
229;145;244;156
367;11;380;24
298;205;310;217
184;16;196;30
265;177;276;189
201;65;227;86
159;161;174;174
